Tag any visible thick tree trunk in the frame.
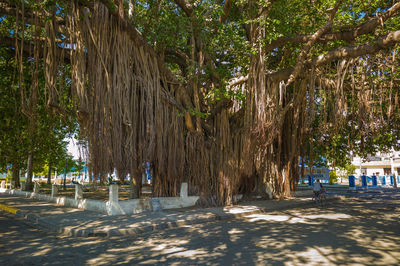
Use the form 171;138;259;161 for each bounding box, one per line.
134;172;142;199
88;168;93;183
26;152;34;191
11;162;20;188
47;163;52;184
129;174;136;199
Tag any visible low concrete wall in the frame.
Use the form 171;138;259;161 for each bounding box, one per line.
119;199;152;214
0;188;108;214
0;187;199;216
158;196;199;209
113;196;200;215
55;196;107;213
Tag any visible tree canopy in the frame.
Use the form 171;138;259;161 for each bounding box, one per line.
1;0;399;204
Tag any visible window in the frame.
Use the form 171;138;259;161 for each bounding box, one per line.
384;168;391;175
361;168;367;175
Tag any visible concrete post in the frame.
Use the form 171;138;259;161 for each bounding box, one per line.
361;175;367;187
20;181;26;191
265;184;273;199
10;181;15;189
129;180;136;199
51;184;59;197
75;184;83;200
372;176;377;186
390;154;398;188
180;182;188;198
348;176;356;190
151;198;162;211
109;184;119;203
33;183;40;193
1;181;5;189
106;184;123;215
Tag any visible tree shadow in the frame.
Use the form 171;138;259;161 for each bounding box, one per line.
0;193;399;265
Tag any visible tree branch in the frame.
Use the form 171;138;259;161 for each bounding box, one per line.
0;2;65;25
266;2;400;52
286;0;342;85
230;30;400;86
312;30;400;66
218;0;232;24
173;0;193;17
164;48;189;74
274;30;400;81
256;0;278;18
0;36;70;63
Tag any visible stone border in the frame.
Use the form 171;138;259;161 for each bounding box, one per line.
0;183;199;216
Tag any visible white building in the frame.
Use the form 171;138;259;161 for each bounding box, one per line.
351;151;400;177
302;167;330;183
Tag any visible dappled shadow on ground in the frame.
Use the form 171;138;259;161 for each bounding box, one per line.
1;193;400;265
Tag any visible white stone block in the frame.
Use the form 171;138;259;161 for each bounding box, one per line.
75;184;83;199
106;201;124;215
109;184;119;203
265;184;273;199
51;184;59;197
1;181;5;189
151;198;162;211
33;183;40;193
180;182;188;198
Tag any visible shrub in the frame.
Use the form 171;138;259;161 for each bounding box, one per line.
329;171;338;184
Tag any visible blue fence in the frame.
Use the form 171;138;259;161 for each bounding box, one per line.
371;176;377;186
349;176;356;189
348;175;397;188
361;175;367;187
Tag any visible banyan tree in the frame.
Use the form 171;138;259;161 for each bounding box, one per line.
1;0;400;205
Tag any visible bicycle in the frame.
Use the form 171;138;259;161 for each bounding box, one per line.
312;190;326;206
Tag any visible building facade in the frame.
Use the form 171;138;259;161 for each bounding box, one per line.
351;151;400;177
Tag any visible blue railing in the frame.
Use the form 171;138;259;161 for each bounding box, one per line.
348;175;398;189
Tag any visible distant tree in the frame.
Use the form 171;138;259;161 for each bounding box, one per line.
0;44;76;189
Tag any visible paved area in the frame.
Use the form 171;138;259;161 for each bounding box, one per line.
0;189;399;265
0;186;397;237
0;191;327;237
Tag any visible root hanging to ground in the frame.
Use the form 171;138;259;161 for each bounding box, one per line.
12;1;400;205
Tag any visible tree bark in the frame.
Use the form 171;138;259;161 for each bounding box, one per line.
26;151;34;191
129;174;136;199
134;171;142;199
11;162;20;188
128;0;134;19
47;163;52;184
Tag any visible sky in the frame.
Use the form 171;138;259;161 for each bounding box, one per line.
66;137;80;160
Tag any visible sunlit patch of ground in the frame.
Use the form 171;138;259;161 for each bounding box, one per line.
1;191;400;265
